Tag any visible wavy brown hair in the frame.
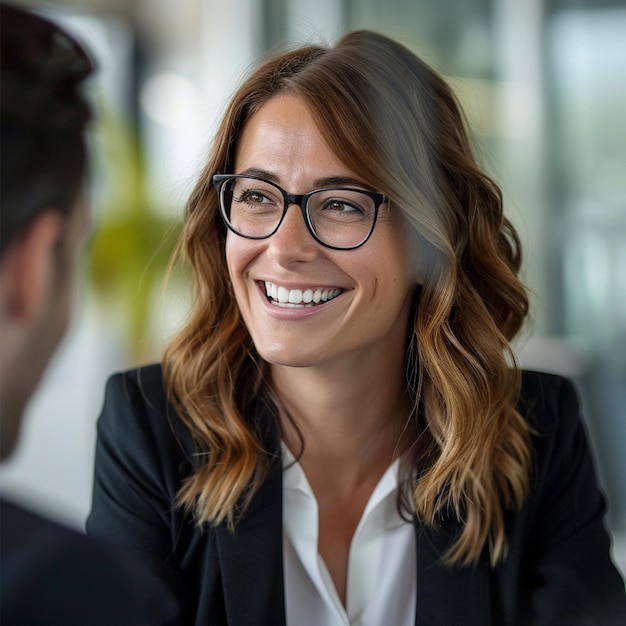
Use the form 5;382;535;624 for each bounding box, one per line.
164;30;531;567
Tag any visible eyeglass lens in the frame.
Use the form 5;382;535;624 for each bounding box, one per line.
221;177;377;249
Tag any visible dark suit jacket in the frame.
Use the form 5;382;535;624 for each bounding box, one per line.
0;497;151;625
87;364;626;625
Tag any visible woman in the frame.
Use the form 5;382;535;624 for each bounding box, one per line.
87;30;626;625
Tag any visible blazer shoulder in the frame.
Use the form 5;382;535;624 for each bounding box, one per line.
105;362;167;407
101;362;195;467
518;368;580;433
104;363;180;434
520;368;576;399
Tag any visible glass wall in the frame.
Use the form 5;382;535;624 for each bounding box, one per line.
547;3;626;528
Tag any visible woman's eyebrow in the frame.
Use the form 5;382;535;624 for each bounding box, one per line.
235;168;373;191
312;175;373;190
236;167;277;181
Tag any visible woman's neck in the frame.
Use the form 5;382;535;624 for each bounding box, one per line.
272;355;412;494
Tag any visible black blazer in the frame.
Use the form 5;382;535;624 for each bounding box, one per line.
87;365;626;625
0;498;151;625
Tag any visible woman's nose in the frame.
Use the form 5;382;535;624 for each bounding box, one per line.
266;203;319;264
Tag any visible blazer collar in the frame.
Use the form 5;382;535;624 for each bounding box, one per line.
215;398;286;625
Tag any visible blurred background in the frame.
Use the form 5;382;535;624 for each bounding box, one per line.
1;0;625;574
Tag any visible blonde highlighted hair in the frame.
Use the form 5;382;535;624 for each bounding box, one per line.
164;30;531;567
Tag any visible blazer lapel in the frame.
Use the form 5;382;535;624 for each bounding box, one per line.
414;519;492;625
215;399;286;625
215;464;286;626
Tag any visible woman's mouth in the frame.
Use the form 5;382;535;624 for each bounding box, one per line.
263;281;343;308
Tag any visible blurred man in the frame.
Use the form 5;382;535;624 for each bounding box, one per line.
0;4;148;622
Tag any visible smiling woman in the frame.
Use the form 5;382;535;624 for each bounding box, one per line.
87;30;626;625
221;94;415;376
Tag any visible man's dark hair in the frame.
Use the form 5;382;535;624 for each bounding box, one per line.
1;3;95;254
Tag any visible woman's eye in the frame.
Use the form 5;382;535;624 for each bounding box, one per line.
239;190;270;204
325;199;363;214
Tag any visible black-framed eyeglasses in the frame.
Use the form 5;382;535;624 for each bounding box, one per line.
213;174;387;250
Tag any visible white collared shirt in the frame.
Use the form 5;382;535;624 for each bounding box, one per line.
282;443;416;626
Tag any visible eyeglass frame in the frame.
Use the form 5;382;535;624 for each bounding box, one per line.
212;174;388;251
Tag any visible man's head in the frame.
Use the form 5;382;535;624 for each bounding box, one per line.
0;3;94;459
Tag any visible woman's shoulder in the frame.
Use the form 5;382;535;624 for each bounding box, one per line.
518;368;580;431
517;369;592;480
100;362;194;461
103;363;173;423
105;362;166;401
519;367;576;396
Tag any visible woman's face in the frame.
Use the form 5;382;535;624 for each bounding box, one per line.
225;94;417;372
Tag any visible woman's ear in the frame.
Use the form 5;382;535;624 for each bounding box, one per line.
1;209;64;325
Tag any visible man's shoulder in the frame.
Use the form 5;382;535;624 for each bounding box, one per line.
0;498;150;624
0;497;128;568
0;497;87;550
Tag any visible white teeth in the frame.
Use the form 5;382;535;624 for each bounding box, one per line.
263;282;342;307
288;289;302;304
